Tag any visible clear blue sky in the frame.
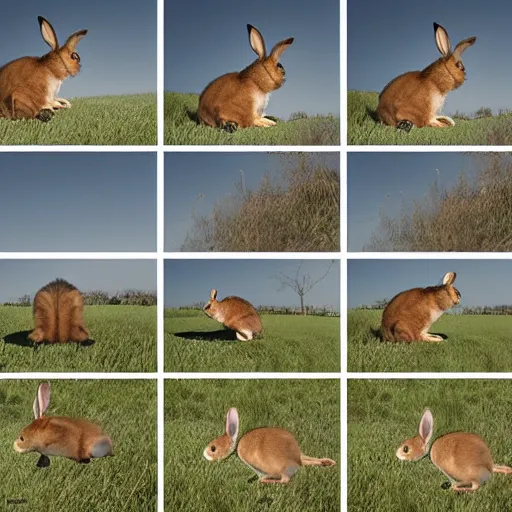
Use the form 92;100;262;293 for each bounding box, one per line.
347;153;475;251
164;259;339;309
164;0;340;118
348;0;508;115
0;260;156;303
165;153;340;251
0;153;156;252
348;260;512;309
0;2;156;98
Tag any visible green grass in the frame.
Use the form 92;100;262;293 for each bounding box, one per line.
164;309;340;372
164;92;340;145
0;306;156;372
348;90;512;145
348;380;512;512
348;310;512;372
165;379;340;512
1;380;156;512
0;94;156;145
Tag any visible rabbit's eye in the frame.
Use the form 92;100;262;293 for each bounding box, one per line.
19;436;24;442
71;52;80;62
456;61;465;71
403;445;409;453
211;445;216;453
204;304;211;310
277;63;283;69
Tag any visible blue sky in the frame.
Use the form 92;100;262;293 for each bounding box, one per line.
0;1;156;98
348;0;510;115
348;260;512;309
0;153;156;252
164;259;339;309
165;153;340;251
347;153;475;251
164;0;340;118
0;260;156;303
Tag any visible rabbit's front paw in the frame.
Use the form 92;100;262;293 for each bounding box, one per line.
221;120;238;133
36;109;55;123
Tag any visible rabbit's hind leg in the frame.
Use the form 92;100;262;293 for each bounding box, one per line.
451;480;480;492
254;116;276;127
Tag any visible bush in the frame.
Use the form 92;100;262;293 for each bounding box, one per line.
367;154;512;252
181;154;340;252
289;111;309;121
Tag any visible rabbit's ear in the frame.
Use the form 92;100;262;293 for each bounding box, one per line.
247;25;267;60
210;289;218;300
442;272;456;285
226;408;239;443
33;382;51;419
419;409;434;445
433;23;451;57
269;37;294;62
38;17;59;51
453;36;476;60
64;29;88;51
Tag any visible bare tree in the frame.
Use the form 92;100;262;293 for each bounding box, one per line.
276;260;335;315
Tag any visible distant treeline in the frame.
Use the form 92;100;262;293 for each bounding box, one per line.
3;290;157;307
355;302;512;316
169;304;339;317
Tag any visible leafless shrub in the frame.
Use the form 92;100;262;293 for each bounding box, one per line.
182;155;340;252
366;154;512;252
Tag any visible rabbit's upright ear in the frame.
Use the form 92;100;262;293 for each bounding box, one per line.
453;36;476;60
226;408;239;443
38;17;59;51
64;29;88;51
442;272;456;285
210;289;218;301
433;22;451;57
247;25;267;60
269;37;294;63
33;382;51;419
419;409;434;445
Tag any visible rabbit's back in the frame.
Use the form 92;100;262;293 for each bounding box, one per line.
431;433;493;482
237;427;302;475
220;296;262;332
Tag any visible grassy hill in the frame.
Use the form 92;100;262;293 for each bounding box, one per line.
165;379;340;512
349;380;512;512
0;305;156;372
164;309;340;372
2;380;156;512
348;309;512;372
348;90;512;145
0;94;156;145
164;92;340;145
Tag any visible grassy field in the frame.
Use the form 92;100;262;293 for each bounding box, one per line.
348;310;512;372
165;379;340;512
164;92;340;145
0;305;156;372
1;380;156;512
0;94;156;145
348;90;512;145
348;380;512;512
164;309;340;372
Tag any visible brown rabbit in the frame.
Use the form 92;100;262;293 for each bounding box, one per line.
0;16;87;122
396;408;512;492
203;288;263;340
376;23;476;131
197;24;294;132
381;271;460;342
203;408;336;484
28;278;89;344
14;382;113;467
